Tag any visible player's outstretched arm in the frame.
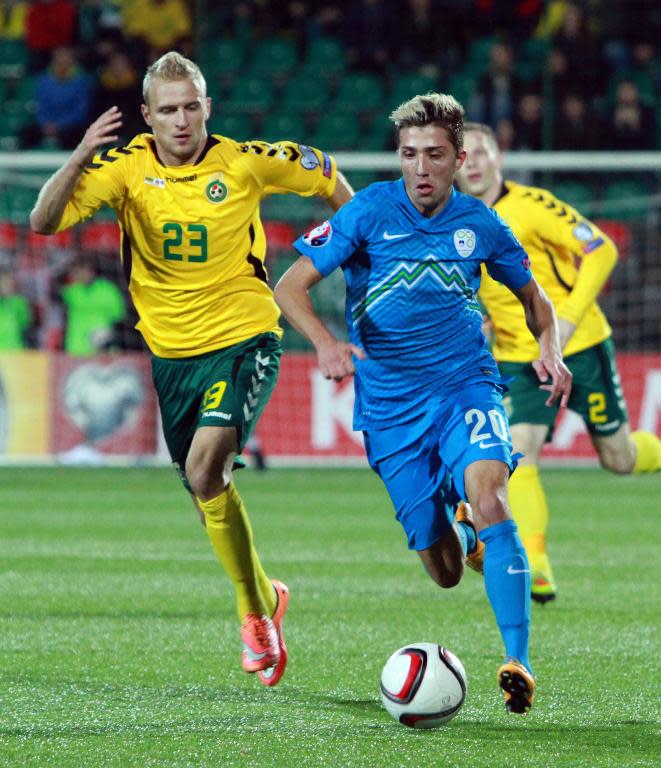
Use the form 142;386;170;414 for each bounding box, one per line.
274;255;365;381
512;277;572;408
30;106;123;234
326;171;354;211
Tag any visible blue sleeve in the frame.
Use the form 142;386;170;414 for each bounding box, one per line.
484;211;532;290
293;195;366;276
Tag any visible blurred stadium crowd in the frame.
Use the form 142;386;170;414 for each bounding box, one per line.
0;0;660;355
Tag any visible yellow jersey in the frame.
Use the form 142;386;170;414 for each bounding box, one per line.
57;133;337;357
480;181;617;362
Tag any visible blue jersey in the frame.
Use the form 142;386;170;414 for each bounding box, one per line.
293;179;532;430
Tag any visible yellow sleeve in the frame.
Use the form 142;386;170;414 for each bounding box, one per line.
56;148;129;232
240;140;337;199
550;208;618;326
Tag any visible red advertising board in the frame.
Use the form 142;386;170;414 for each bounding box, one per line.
259;353;661;462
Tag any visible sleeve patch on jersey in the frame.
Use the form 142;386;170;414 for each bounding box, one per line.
572;222;594;241
298;144;320;170
322;151;332;178
582;236;605;254
303;220;332;247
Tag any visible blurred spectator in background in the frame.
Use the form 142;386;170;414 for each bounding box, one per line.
397;0;460;79
121;0;192;62
467;41;520;129
59;259;126;356
545;46;575;102
549;1;603;97
20;45;93;149
25;0;77;72
605;78;658;150
0;267;32;350
0;0;27;40
92;49;144;143
473;0;544;41
345;0;391;74
553;92;602;150
512;91;544;150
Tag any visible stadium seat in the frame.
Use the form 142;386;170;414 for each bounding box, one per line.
198;38;246;80
389;72;438;109
5;186;38;225
445;73;478;107
279;76;332;116
249;37;297;79
304;37;347;79
209;112;255;140
600;180;650;220
0;40;28;76
258;111;308;144
334;73;385;114
552;181;595;210
223;75;275;114
309;112;361;151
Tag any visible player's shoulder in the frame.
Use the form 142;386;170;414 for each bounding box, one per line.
352;180;399;207
85;133;149;173
504;180;560;206
453;188;504;229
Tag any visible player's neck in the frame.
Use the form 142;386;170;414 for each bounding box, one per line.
154;133;209;167
481;177;503;207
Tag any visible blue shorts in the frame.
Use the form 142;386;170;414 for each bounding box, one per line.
363;380;517;551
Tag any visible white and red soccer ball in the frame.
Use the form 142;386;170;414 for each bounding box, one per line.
380;643;467;728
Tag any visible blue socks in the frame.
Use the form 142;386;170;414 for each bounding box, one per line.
456;519;477;557
479;519;532;674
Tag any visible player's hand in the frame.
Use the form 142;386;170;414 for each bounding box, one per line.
74;106;123;165
317;340;366;381
558;317;576;351
532;355;572;408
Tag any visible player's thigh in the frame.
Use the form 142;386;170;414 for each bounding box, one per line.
564;339;629;440
591;423;636;474
364;418;457;553
152;333;281;488
509;423;549;465
499;360;558;442
463;459;512;530
437;380;516;502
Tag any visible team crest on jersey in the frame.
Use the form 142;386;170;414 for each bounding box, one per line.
303;220;332;247
453;228;476;257
298;144;320;170
205;178;228;203
144;176;165;188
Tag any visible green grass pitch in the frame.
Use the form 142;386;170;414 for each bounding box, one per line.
0;466;659;767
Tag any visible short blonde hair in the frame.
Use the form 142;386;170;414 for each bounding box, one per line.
390;93;465;153
464;121;499;149
142;51;206;104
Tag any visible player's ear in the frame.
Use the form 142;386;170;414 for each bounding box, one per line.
141;103;152;127
455;150;467;170
204;96;211;120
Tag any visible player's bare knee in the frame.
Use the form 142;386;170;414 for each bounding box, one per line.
600;451;635;475
472;494;509;528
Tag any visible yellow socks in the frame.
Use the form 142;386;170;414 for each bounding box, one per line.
508;465;554;579
197;483;277;620
631;431;661;473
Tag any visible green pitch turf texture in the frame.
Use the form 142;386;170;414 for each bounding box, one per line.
0;467;658;768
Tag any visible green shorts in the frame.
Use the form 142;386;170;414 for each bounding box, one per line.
151;332;281;473
499;337;628;440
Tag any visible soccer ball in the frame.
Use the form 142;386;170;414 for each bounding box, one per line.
380;643;467;728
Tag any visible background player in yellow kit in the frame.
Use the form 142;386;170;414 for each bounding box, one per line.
456;122;661;603
29;51;354;685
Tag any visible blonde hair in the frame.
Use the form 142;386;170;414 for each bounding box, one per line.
142;51;206;103
389;93;465;152
463;121;499;149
